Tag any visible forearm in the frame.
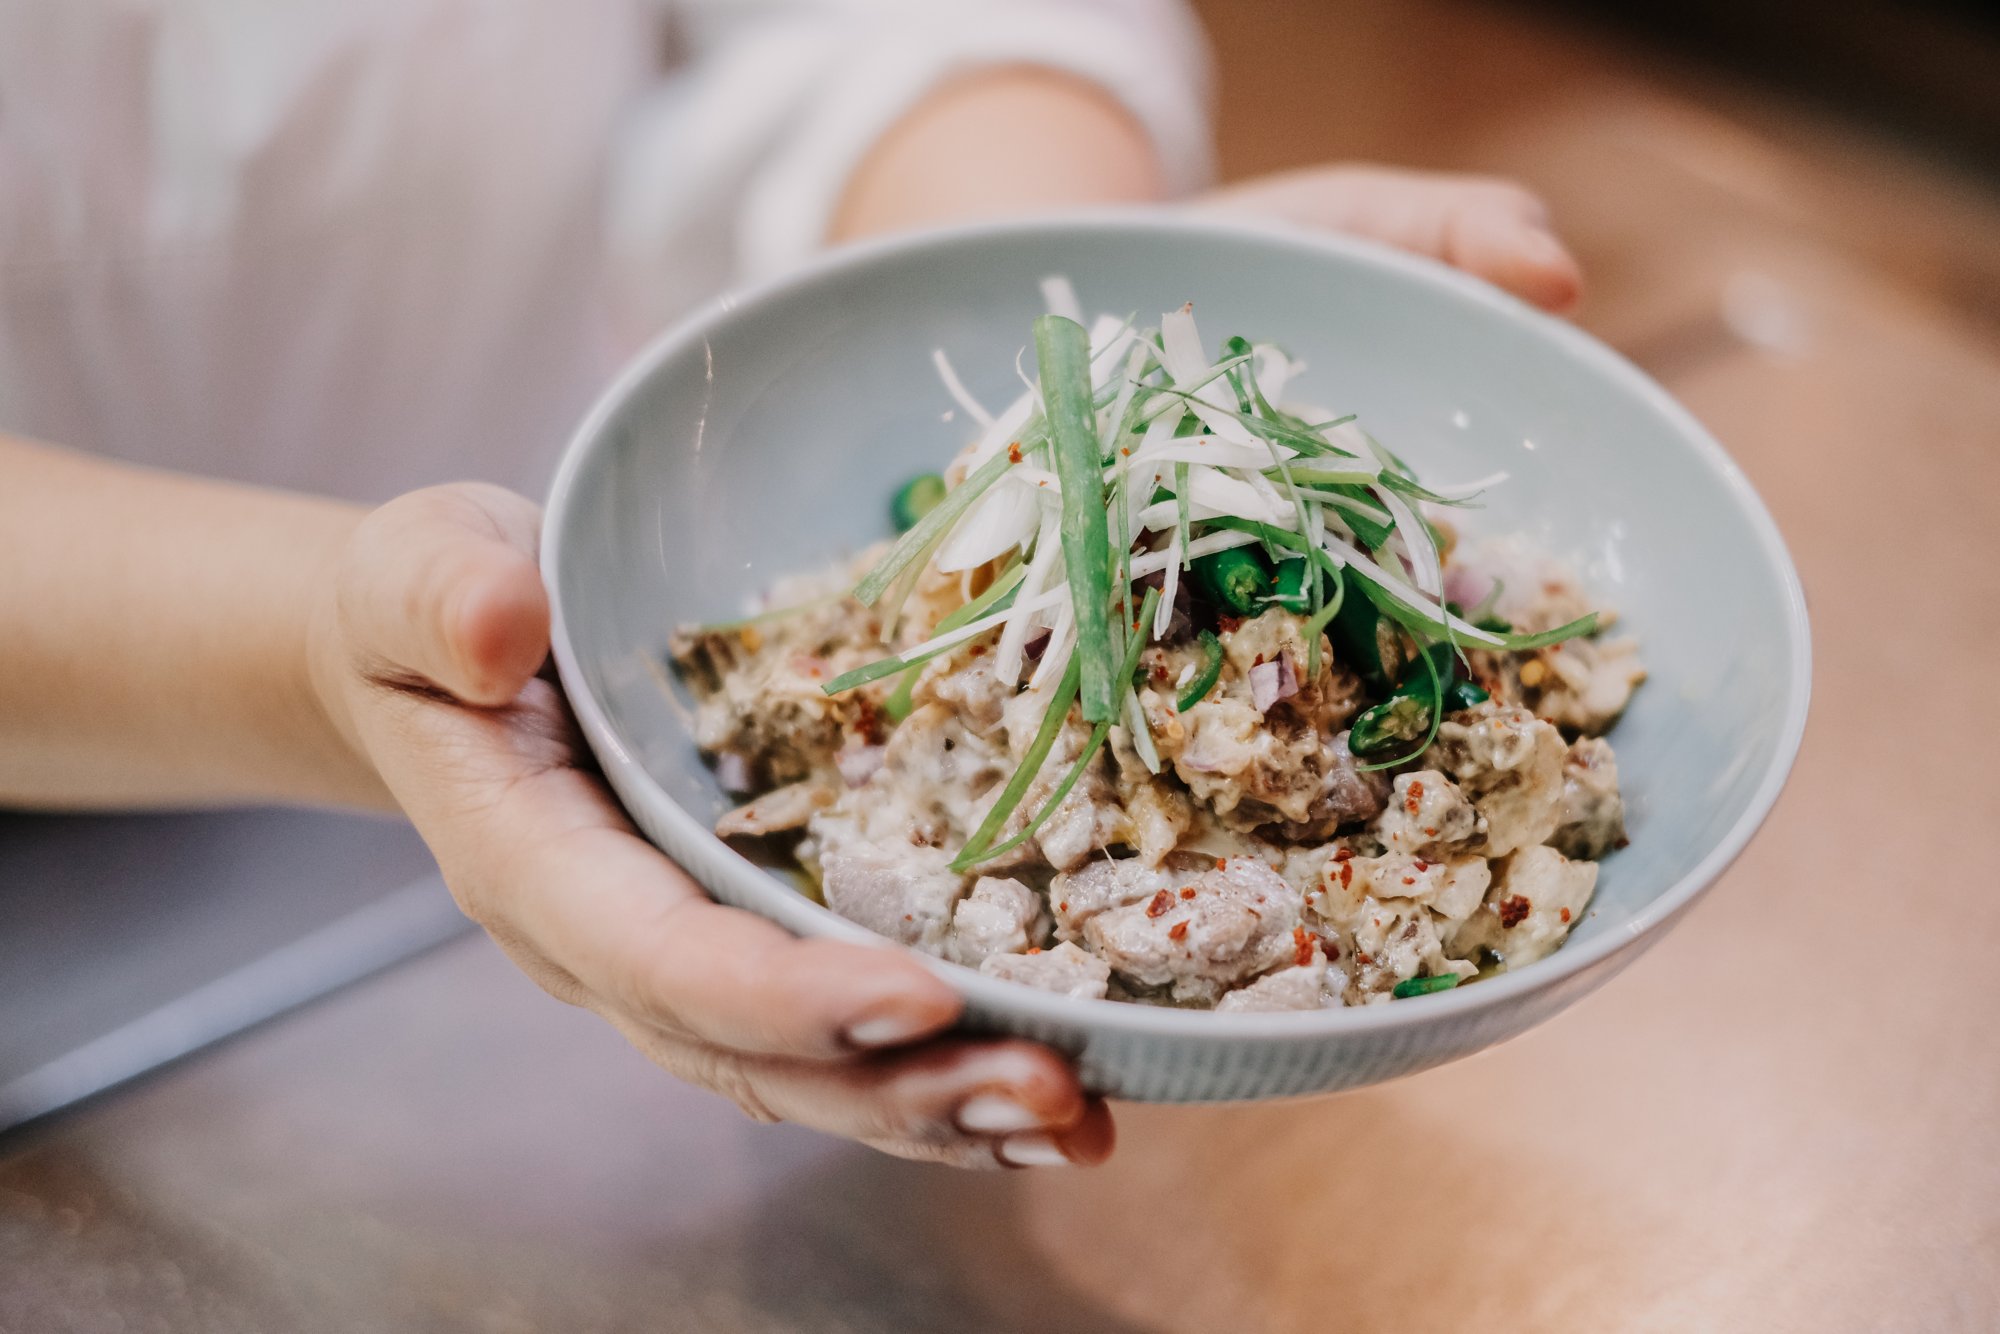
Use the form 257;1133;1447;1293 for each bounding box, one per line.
0;435;386;809
830;66;1168;243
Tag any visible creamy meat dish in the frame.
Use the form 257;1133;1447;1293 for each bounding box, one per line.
670;292;1643;1010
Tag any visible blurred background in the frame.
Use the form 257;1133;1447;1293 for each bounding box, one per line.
4;1;1997;1329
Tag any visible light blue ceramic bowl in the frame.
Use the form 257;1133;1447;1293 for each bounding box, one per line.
542;215;1810;1102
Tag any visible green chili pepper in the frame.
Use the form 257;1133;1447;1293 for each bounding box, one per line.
1350;642;1492;756
1272;558;1311;614
1329;591;1405;686
1350;693;1431;755
1392;973;1462;999
1442;677;1490;712
890;473;947;532
1189;546;1273;617
1176;630;1225;711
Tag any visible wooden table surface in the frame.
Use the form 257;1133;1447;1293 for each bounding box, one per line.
6;2;1999;1329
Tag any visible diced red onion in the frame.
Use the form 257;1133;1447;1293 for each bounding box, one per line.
1443;563;1495;612
715;752;753;793
1250;655;1300;712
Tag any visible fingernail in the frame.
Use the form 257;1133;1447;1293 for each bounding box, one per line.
957;1093;1044;1135
996;1132;1072;1169
844;1010;937;1049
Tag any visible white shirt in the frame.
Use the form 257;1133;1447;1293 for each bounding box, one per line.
0;1;1211;501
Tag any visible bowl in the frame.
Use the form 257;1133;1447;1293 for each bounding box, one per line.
541;214;1810;1102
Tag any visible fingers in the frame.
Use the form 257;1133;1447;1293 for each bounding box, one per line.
337;484;550;706
1197;165;1584;314
613;1019;1112;1168
501;820;966;1059
1436;182;1584;315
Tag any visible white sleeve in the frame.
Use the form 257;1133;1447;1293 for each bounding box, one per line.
608;0;1213;329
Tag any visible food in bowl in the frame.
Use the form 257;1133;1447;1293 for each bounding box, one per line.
670;283;1643;1010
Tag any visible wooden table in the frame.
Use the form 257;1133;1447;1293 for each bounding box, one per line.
6;2;1998;1328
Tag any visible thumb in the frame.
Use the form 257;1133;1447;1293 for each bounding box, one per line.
336;483;550;706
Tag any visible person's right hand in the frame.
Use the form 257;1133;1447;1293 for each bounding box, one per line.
1196;164;1586;315
307;482;1114;1169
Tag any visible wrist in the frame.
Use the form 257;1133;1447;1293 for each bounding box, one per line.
299;512;400;812
830;66;1168;244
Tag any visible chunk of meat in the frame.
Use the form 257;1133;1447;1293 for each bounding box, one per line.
1267;732;1389;841
1333;851;1492;926
1146;611;1368;834
669;560;889;786
980;942;1111;1000
977;689;1135;873
921;654;1010;732
715;779;835;839
1549;737;1626;860
1432;705;1567;856
1533;636;1646;735
817;841;966;954
1052;853;1303;1002
1372;770;1481;858
948;876;1046;967
1335;899;1476;1003
1446;844;1598;968
1215;947;1343;1012
867;701;1008;848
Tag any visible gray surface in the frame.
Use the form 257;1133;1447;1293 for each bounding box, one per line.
0;808;465;1128
0;935;1164;1334
541;215;1811;1100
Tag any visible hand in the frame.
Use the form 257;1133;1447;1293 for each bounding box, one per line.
307;483;1113;1168
1196;164;1585;315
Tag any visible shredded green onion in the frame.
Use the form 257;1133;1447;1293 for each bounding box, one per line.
1035;314;1120;724
954;589;1159;870
855;441;1033;606
951;657;1083;870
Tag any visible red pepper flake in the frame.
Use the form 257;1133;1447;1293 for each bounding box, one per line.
1405;780;1424;815
1559;907;1572;924
1292;926;1314;968
1333;847;1353;862
1215;858;1229;871
1401;876;1417;886
968;644;986;658
1253;652;1266;666
1339;862;1353;889
1414;859;1429;871
1059;900;1069;913
1217;614;1243;634
1323;942;1339;961
1168;920;1189;942
1424;827;1438;837
1358;952;1374;966
903;913;914;921
1498;895;1532;928
851;695;887;744
1120;447;1132;457
1006;441;1023;464
1146;889;1173;918
1026;946;1042;955
1180;887;1197;899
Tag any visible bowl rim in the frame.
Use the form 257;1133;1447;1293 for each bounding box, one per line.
542;210;1813;1040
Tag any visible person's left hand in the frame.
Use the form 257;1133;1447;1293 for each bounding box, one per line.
307;483;1114;1169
